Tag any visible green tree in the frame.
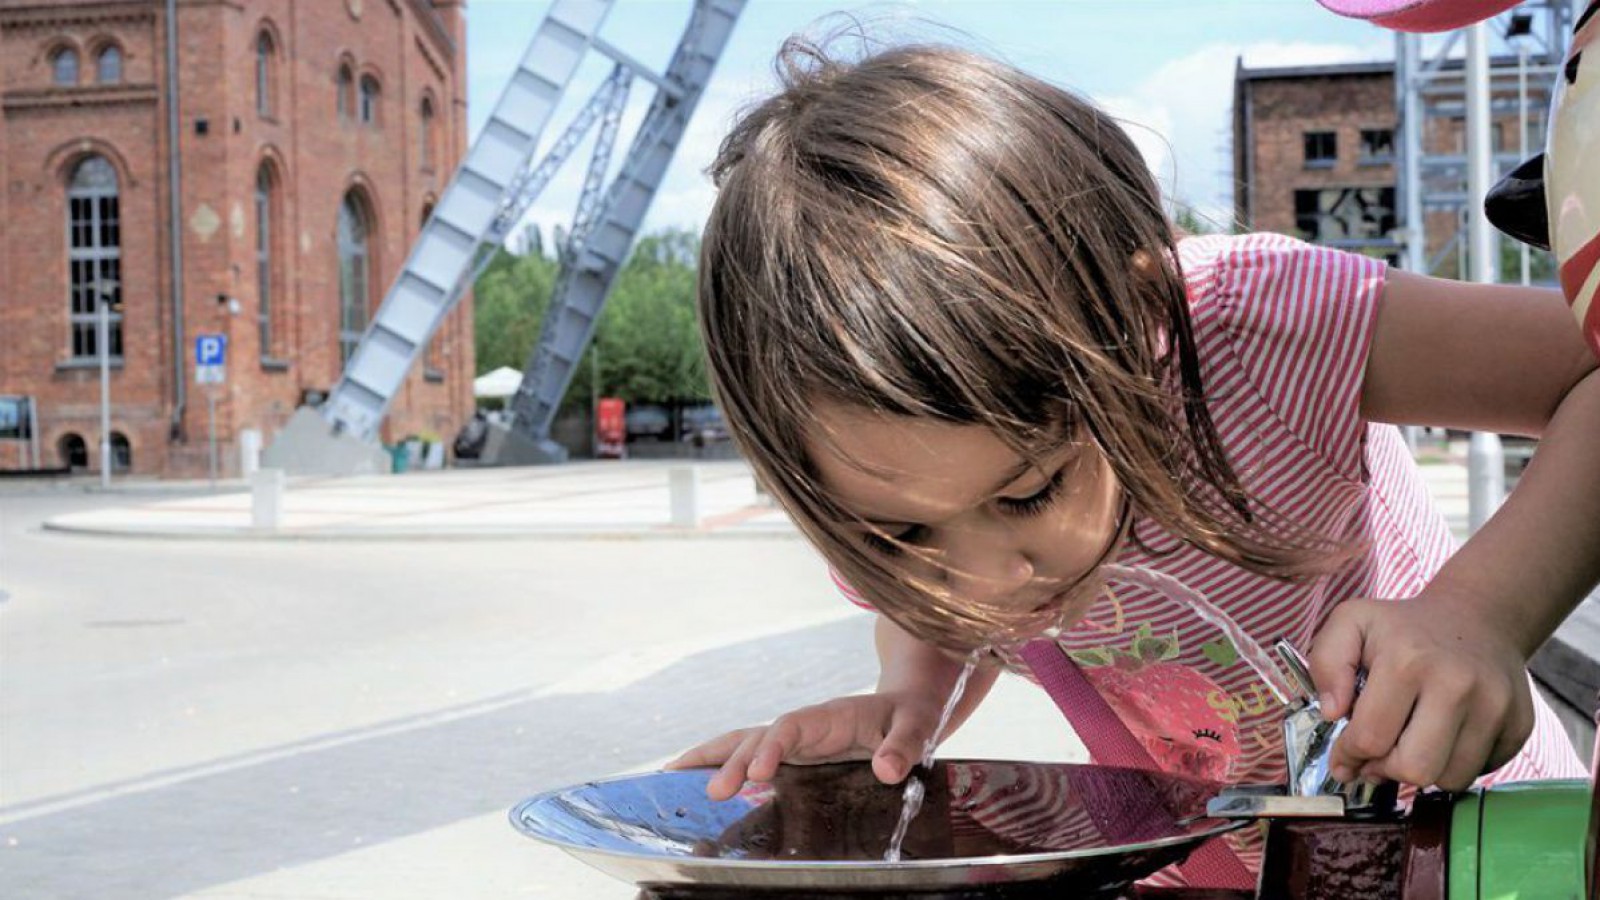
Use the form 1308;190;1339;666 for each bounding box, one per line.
590;228;707;405
473;245;559;375
473;226;708;411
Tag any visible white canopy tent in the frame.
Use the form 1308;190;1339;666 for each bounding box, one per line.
473;366;523;402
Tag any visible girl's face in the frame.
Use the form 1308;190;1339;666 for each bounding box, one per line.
810;403;1123;629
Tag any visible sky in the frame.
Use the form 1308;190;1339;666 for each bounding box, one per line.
459;1;1404;242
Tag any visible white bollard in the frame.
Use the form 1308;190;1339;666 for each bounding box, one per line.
669;466;700;528
252;467;285;531
239;428;262;479
1467;431;1505;533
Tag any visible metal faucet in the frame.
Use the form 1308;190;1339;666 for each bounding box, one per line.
1205;639;1396;819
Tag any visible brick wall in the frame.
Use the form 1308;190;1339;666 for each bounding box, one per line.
1235;61;1551;275
0;0;474;476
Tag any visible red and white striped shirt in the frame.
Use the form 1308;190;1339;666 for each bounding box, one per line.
838;232;1584;879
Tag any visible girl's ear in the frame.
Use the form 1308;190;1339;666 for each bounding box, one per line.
1130;248;1164;286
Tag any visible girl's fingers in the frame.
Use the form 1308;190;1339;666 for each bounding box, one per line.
706;730;767;801
1306;603;1370;721
666;728;754;770
1329;658;1416;782
1433;709;1501;791
872;706;936;785
1368;679;1469;787
747;717;807;783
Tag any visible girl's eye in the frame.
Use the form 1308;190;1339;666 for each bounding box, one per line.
997;467;1067;517
864;524;928;557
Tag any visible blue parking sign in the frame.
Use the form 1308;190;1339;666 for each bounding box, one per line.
196;334;226;366
195;334;226;384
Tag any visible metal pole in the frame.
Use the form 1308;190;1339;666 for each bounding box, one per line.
1397;33;1426;451
99;296;112;489
1517;40;1531;286
590;344;599;458
1399;34;1427;275
165;0;186;440
208;386;217;488
1466;23;1506;533
27;397;39;469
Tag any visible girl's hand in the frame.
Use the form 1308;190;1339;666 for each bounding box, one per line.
664;691;946;801
1307;595;1534;791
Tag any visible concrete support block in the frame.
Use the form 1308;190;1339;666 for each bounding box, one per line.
252;468;285;531
669;466;700;528
239;428;262;479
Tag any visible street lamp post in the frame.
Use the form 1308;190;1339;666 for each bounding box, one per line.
95;280;119;488
98;292;111;488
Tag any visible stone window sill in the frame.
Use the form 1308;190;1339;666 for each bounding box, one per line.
56;358;124;372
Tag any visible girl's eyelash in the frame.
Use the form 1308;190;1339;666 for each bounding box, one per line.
997;467;1067;517
861;460;1071;554
865;525;927;557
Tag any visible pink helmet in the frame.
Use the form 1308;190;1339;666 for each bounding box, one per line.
1314;0;1524;32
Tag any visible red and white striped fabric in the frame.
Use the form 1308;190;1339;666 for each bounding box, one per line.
835;232;1586;884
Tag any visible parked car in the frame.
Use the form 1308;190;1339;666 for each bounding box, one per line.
679;404;729;444
624;404;673;441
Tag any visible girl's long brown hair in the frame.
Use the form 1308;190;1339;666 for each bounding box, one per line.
698;38;1350;652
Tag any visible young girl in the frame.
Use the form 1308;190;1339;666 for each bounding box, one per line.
669;38;1600;884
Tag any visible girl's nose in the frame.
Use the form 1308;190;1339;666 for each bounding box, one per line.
941;534;1034;607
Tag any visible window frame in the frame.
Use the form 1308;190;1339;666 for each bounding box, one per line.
358;75;380;125
52;46;80;86
337;192;372;366
95;44;122;84
1303;130;1338;169
65;155;123;362
1357;127;1395;165
255;31;276;117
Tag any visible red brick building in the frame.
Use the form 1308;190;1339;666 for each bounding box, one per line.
0;0;475;477
1233;59;1552;273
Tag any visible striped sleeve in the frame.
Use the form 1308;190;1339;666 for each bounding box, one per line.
1205;234;1388;481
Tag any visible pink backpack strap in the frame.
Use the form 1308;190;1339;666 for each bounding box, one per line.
1018;639;1255;890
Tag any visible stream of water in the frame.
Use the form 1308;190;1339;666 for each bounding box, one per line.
880;566;1292;862
883;650;981;862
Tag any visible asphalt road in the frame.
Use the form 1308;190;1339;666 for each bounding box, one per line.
0;488;871;898
0;486;1078;899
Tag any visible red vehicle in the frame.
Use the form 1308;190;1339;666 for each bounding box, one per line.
596;398;626;459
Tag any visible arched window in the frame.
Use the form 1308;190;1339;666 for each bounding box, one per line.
255;32;275;116
358;75;380;125
96;45;121;84
419;95;435;169
67;155;122;360
52;47;79;86
255;164;278;357
337;192;372;365
59;433;88;470
336;64;354;120
109;431;131;472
